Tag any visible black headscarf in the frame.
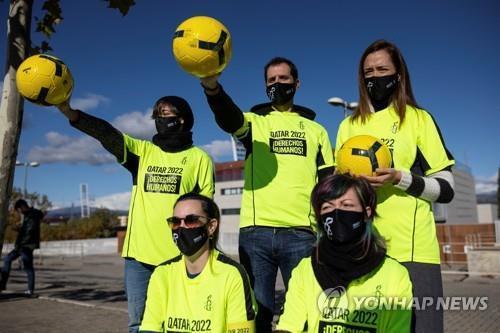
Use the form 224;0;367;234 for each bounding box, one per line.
152;96;194;152
311;231;386;291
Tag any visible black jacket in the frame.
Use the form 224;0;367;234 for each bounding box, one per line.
15;208;43;250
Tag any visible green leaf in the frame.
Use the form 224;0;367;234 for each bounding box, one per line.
36;0;63;38
42;0;62;17
105;0;136;16
40;41;53;53
31;41;53;55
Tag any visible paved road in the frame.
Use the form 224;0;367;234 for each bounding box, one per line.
0;254;498;332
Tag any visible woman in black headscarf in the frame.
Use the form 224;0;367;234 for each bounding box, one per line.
276;174;412;333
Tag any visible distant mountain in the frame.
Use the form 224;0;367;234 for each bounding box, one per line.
477;191;497;204
46;206;128;218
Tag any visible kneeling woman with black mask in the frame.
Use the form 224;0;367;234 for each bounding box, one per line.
140;193;256;333
275;174;412;333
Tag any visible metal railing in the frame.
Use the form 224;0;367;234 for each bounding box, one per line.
440;231;499;275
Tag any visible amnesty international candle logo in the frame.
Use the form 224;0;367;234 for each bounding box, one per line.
143;165;183;194
205;295;212;311
269;130;307;156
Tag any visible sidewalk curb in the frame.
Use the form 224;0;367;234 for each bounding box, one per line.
37;295;128;314
442;270;500;277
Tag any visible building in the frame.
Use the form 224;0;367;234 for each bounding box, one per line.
477;204;498;224
214;161;244;255
435;162;479;225
213;159;484;254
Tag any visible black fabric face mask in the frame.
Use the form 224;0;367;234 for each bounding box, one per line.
155;116;181;135
320;209;366;244
266;82;296;105
172;226;208;256
365;74;398;105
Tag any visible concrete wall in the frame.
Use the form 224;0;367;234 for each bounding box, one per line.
442;165;479;224
467;248;500;273
3;238;118;257
477;204;498;224
496;221;500;245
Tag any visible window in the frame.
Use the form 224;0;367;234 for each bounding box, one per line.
221;208;241;215
221;187;243;195
216;168;244;181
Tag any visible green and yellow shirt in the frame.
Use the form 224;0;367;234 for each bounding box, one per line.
334;105;454;263
236;110;334;229
121;135;215;266
276;256;412;333
140;249;256;333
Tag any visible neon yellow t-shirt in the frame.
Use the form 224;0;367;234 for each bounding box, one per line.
140;249;257;332
334;105;454;263
121;135;215;266
236;110;334;229
276;256;413;333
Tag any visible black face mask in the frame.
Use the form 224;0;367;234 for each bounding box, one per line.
320;209;366;244
172;226;208;256
266;82;296;105
365;74;398;105
155;116;181;135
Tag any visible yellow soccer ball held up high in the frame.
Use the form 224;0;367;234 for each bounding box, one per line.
16;54;73;106
336;135;392;176
172;16;232;78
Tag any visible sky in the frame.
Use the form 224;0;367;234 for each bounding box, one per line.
1;0;499;210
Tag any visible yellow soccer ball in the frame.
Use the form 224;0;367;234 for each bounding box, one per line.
172;16;232;78
336;135;392;176
16;54;73;106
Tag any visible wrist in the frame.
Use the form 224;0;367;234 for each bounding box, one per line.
393;170;402;184
394;170;412;190
200;82;219;93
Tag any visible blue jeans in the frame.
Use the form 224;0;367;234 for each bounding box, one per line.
239;226;316;333
0;247;35;292
124;258;155;333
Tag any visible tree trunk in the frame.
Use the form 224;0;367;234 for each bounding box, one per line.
0;0;33;256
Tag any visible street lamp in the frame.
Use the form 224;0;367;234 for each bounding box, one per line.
15;161;40;197
328;97;359;118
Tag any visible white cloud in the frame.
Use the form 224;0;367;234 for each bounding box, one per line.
72;93;110;111
26;111;234;165
45;131;71;146
475;172;498;194
27;131;115;165
25;107;155;164
202;139;233;161
112;109;155;140
93;191;131;211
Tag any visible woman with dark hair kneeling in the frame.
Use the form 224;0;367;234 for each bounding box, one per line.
275;174;412;333
140;193;256;333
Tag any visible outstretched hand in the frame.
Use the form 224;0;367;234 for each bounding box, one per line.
361;168;402;188
56;98;79;122
56;99;71;112
200;74;220;94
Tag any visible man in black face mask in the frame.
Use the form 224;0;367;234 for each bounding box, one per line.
55;95;214;333
199;57;334;332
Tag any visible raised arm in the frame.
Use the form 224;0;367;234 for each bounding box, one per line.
200;76;245;134
56;99;125;161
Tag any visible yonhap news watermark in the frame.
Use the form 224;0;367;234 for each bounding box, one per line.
319;287;489;311
352;295;489;311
